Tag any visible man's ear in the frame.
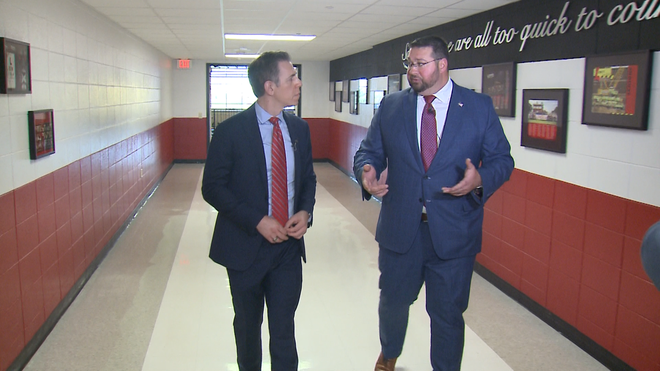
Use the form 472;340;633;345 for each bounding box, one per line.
264;81;274;96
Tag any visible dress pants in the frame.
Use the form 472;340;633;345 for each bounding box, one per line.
378;221;476;371
226;238;303;371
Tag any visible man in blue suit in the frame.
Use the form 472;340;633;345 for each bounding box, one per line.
354;36;514;371
202;51;316;371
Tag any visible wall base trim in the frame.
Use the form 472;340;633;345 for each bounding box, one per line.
473;261;634;371
7;163;175;371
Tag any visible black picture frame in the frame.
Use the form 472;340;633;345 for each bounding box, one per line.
28;109;55;159
329;81;335;101
521;89;568;153
582;50;652;130
349;91;358;115
387;74;400;95
334;91;342;112
1;37;32;94
342;80;349;102
482;62;516;117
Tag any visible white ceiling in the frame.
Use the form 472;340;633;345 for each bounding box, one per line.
79;0;519;62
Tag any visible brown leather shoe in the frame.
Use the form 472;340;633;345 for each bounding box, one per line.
374;352;397;371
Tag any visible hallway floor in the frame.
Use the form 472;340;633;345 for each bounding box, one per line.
23;163;608;371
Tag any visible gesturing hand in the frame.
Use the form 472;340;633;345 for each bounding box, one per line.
361;164;388;198
256;216;289;244
442;158;482;197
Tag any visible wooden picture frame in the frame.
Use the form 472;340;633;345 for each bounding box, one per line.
521;89;568;153
582;50;652;130
482;62;516;117
1;37;32;94
329;81;335;101
334;91;342;112
28;109;55;159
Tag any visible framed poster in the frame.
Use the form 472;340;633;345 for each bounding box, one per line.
521;89;568;153
582;50;652;130
387;74;400;95
334;91;342;112
342;80;349;102
28;109;55;159
349;91;358;115
329;81;335;101
1;37;32;94
482;62;516;117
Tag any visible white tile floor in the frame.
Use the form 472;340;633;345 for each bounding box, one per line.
24;163;608;371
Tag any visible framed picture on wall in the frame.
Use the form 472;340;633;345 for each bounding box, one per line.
1;37;32;94
28;109;55;159
334;91;342;112
329;81;335;101
582;50;652;130
387;74;400;95
482;62;516;117
521;89;568;153
349;91;358;115
342;80;349;102
358;78;368;104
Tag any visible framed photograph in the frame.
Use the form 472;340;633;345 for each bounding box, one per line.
582;50;652;130
1;37;32;94
28;109;55;159
342;80;349;102
334;91;342;112
373;90;385;114
329;81;335;101
482;62;516;117
387;74;400;95
349;91;358;115
521;89;568;153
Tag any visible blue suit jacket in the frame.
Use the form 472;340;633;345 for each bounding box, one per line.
354;83;514;259
202;104;317;271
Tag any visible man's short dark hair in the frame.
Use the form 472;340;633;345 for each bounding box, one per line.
408;36;449;64
248;51;291;98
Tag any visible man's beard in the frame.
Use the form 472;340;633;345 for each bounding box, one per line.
408;76;430;93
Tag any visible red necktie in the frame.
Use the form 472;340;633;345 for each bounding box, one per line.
421;95;437;171
269;117;288;226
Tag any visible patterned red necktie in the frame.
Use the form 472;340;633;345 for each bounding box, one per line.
269;117;288;226
421;95;437;171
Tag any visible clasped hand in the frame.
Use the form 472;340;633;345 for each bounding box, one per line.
257;210;309;244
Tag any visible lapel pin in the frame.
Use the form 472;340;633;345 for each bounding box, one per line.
459;102;464;107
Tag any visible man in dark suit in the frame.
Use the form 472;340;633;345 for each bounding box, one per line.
354;36;514;371
202;51;316;371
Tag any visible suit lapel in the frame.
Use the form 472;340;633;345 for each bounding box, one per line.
436;86;464;165
244;105;268;191
403;89;424;171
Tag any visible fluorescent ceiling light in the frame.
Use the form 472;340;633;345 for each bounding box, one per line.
225;53;261;59
225;34;316;41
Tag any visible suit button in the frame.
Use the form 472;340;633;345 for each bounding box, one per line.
424;175;431;179
419;198;423;203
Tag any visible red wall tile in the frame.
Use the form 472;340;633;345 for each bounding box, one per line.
35;174;54;211
502;192;526;224
553;181;587;219
306;118;330;159
523;228;551;264
53;167;69;201
501;168;527;197
583;222;624;268
577;313;615;350
581;254;621;300
14;183;37;225
521;254;549;293
0;265;21;312
578;285;618;335
549;239;583;281
552;211;585;250
525;201;552;236
586;190;626;233
16;216;39;260
625;200;660;240
483;210;502;239
0;230;18;274
501;217;525;249
525;173;555;208
0;300;24;371
0;192;16;235
618;271;660;324
622;236;649;281
547;269;580;325
615;305;660;366
613;339;659;371
173;118;207;160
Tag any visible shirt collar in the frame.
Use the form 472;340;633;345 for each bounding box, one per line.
255;102;284;125
421;78;453;103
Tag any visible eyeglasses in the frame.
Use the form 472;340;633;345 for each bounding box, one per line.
403;58;440;70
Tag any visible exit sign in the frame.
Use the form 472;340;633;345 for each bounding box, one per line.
177;59;191;69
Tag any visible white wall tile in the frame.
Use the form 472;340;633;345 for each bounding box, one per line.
65;83;79;110
587;158;631;199
47;22;64;54
0;154;14;195
28;14;49;49
78;85;90;109
0;96;9;117
0;116;12;157
62;27;77;57
30;48;49;82
48;52;65;82
49;82;67;111
9;114;29;153
64;55;77;83
31;80;51;109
